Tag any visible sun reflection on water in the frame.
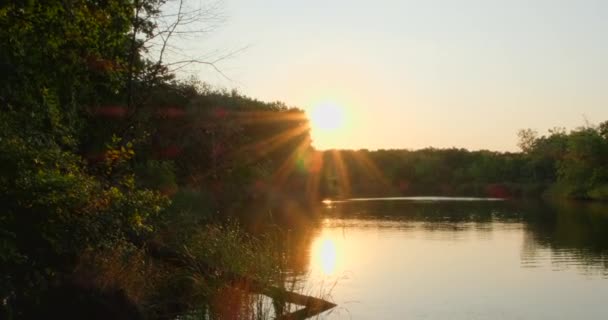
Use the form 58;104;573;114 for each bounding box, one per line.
314;237;338;276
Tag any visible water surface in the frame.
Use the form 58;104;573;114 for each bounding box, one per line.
294;198;608;319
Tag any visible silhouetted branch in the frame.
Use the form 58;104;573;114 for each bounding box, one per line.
157;0;185;65
136;237;336;319
164;45;249;79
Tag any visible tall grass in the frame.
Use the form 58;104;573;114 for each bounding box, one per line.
176;222;336;319
72;208;335;320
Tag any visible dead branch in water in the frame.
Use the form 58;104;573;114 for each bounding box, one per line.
140;237;336;319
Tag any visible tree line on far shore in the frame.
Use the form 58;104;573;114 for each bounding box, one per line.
317;123;608;201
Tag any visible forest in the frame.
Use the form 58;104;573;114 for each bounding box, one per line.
1;1;607;319
0;1;319;319
317;123;608;200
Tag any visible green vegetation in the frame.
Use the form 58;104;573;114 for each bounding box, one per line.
0;1;314;319
317;123;608;200
1;0;607;319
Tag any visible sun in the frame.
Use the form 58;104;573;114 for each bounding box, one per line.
308;102;345;132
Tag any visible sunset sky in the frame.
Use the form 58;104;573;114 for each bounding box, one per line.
179;0;608;151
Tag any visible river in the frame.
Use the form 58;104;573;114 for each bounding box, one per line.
289;197;608;319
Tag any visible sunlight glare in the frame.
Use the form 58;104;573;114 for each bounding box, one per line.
309;102;345;132
315;237;337;276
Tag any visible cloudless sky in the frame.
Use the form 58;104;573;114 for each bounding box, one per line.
177;0;608;151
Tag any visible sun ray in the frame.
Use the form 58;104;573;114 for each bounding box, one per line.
304;152;324;203
330;150;351;198
237;124;310;158
232;110;307;124
271;138;312;188
350;151;392;192
185;111;310;183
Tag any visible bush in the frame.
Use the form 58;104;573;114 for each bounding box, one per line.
588;184;608;201
134;160;178;195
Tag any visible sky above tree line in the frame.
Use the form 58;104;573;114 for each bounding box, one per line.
176;0;608;151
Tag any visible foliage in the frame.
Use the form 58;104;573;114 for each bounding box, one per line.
318;148;532;198
318;121;608;200
531;123;608;199
1;1;312;318
0;113;167;306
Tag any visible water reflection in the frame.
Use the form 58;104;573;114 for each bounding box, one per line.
285;199;608;319
313;237;338;275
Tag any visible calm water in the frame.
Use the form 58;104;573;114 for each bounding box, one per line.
292;198;608;319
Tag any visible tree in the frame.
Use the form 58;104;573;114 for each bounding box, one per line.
0;0;171;309
557;127;608;197
598;120;608;140
517;129;538;153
